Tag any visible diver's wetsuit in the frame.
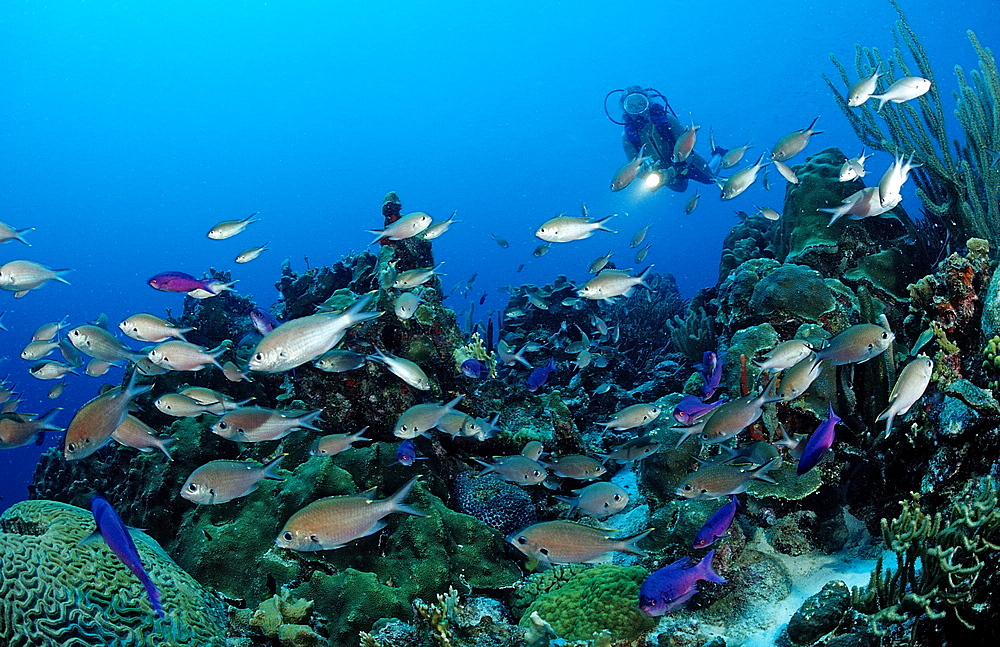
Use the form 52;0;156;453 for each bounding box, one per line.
622;103;715;192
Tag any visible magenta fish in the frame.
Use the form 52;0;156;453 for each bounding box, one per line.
148;272;217;294
699;351;724;399
692;495;738;549
797;404;840;475
250;308;280;336
639;549;726;616
672;395;726;425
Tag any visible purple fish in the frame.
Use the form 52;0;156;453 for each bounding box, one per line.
639;549;726;616
698;351;724;399
461;358;490;379
396;439;425;466
86;494;164;618
250;308;280;336
672;395;727;425
526;358;556;392
797;404;840;475
148;271;216;294
693;495;738;549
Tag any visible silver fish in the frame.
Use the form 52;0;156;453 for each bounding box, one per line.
309;428;370;456
475;455;547;485
588;251;614;274
870;76;931;111
771;117;822;162
556;482;629;518
21;340;59;361
148;341;225;371
507;520;650;565
369;212;433;245
635;244;651;263
0;260;71;294
776;353;823;402
393;263;443;289
29;360;77;380
394;395;463;439
64;373;150;460
235;243;269;264
179;387;249;414
212;407;323;442
720;153;767;200
276;477;425;551
0;221;32;246
32;315;68;341
368;347;432;390
250;294;381;372
771;160;800;184
68;324;142;364
394;292;424;320
756;206;781;221
222;360;254;382
684;191;701;215
610;145;650;191
877;357;933;437
721;142;752;169
847;67;882;107
207;212;258;239
600;403;662;430
155;392;220;417
675;458;780;500
630;224;651;248
543;455;606;480
815;324;894;366
312;350;367;373
112;415;174;460
421;212;459;240
535;214;616;243
754;339;814;372
577;267;652;302
699;376;781;443
181;456;284;505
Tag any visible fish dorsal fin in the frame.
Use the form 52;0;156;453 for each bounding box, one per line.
351;487;379;500
92;313;110;330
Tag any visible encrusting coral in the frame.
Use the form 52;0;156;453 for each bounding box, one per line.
0;499;227;646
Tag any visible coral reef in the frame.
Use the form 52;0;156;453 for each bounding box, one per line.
0;499;227;646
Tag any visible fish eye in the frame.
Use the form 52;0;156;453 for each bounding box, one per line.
881;332;889;339
255;353;263;361
683;484;693;491
516;536;527;545
67;443;76;452
219;422;227;429
186;483;197;492
282;531;293;541
613;494;622;501
700;433;709;440
532;470;541;477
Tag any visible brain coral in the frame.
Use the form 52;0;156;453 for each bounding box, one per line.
0;499;227;646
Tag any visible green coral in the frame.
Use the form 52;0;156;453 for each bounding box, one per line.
0;499;227;646
749;263;836;322
512;564;594;613
519;564;655;642
452;331;497;378
851;477;1000;632
747;462;824;501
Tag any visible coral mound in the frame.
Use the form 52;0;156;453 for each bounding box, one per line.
0;499;227;647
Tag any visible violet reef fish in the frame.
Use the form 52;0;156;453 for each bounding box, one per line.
639;549;725;616
797;405;840;475
693;495;738;548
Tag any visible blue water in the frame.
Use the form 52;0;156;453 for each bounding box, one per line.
0;0;991;507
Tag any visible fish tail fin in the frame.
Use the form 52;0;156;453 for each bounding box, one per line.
595;213;617;233
158;437;175;461
872;94;889;112
441;394;465;415
343;293;383;326
14;228;33;246
805;116;821;132
262;454;286;480
53;269;73;285
636;264;654;289
698;549;727;583
176;327;195;342
620;528;653;556
298;410;324;431
673;425;701;448
472;458;495;477
352;426;372;443
34;408;64;432
124;371;152;400
753;457;782;484
553;496;578;516
141;574;165;618
388;476;427;517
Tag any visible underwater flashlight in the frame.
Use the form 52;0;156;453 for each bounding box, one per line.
644;171;663;190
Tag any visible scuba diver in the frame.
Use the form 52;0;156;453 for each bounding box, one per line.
605;85;725;192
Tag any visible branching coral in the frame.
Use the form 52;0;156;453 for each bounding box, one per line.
851;477;1000;633
824;0;999;244
610;271;687;370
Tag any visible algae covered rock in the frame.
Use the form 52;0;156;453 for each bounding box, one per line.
519;564;655;642
750;263;836;322
786;580;851;645
0;499;227;646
